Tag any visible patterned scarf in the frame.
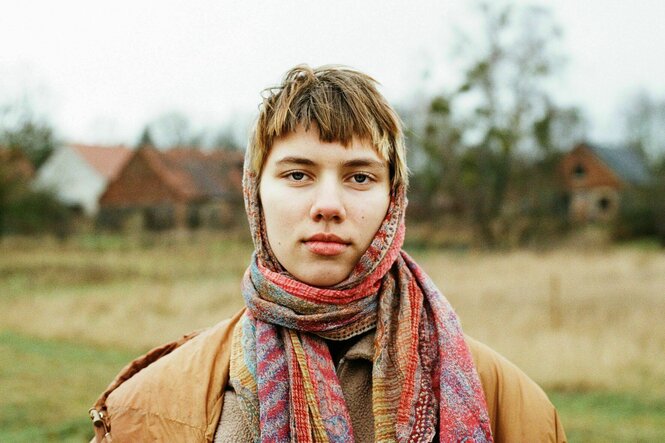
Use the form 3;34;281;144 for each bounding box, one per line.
229;162;493;442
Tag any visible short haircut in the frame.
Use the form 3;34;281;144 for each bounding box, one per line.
247;64;408;189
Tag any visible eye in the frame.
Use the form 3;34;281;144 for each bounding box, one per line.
289;171;305;181
352;173;370;184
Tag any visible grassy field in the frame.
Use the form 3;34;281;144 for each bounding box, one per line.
1;232;664;441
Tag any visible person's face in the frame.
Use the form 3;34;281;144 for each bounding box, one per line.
259;125;391;287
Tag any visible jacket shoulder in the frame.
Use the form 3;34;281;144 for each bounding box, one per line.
464;335;567;443
91;309;244;443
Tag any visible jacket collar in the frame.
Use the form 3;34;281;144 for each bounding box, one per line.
342;328;375;361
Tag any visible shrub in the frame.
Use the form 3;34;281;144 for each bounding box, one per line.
612;186;662;244
0;173;71;238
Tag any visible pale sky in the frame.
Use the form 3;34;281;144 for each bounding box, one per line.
1;0;664;147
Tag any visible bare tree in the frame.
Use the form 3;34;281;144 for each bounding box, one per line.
533;102;588;155
145;111;202;149
621;91;665;166
453;2;564;246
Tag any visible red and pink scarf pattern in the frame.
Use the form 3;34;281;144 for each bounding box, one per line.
229;163;493;442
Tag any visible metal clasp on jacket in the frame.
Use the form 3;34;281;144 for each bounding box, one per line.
89;408;112;442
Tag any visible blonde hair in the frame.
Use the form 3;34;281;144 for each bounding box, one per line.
247;64;408;189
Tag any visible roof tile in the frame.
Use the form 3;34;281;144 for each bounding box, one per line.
70;144;132;180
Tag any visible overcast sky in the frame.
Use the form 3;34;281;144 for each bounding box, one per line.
1;0;664;147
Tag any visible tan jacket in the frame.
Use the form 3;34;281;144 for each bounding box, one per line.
90;309;566;442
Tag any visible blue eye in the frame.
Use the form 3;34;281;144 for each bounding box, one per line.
290;172;305;180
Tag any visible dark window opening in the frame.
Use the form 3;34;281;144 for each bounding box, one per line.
143;206;175;231
187;205;202;229
573;163;586;179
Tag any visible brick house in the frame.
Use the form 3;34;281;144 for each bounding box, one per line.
98;146;244;230
559;143;651;222
33;144;132;216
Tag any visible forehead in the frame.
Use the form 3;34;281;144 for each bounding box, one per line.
264;126;387;168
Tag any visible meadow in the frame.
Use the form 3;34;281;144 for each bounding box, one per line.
1;232;664;441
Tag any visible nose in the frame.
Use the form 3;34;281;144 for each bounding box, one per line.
310;178;346;222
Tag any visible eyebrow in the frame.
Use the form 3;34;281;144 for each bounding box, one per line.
275;156;316;166
342;158;386;169
275;156;386;170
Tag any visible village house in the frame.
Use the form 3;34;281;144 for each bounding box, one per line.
559;142;651;222
33;144;132;216
98;146;244;231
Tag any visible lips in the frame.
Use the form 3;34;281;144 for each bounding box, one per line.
303;233;350;256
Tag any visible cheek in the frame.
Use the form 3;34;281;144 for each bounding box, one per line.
259;178;284;218
259;182;281;241
260;186;303;249
353;192;390;230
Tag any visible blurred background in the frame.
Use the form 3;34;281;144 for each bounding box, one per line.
1;1;664;441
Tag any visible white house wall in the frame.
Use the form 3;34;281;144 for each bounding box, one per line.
33;146;107;216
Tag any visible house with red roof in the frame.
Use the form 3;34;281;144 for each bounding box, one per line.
33;144;132;216
98;145;244;230
559;142;652;222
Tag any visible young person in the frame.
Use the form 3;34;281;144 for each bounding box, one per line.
89;65;566;442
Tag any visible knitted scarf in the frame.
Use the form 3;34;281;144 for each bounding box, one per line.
229;164;493;442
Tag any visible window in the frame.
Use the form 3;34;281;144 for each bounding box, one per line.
573;163;586;179
143;205;175;231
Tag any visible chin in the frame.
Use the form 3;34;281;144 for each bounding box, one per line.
297;267;349;288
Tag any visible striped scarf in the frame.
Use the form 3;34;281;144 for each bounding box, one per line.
229;165;493;442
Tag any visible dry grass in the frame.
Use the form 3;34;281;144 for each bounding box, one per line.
411;247;665;393
0;233;251;349
1;233;664;394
